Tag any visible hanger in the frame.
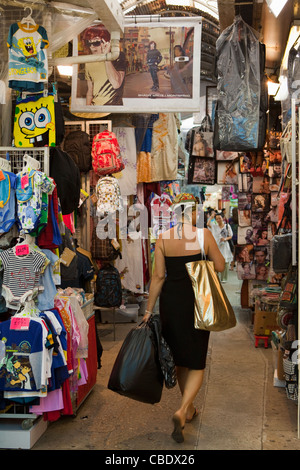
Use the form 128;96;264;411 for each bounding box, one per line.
20;7;36;28
23;153;40;172
0;157;11;172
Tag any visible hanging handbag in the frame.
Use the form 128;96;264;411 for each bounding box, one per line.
185;229;236;332
148;314;177;389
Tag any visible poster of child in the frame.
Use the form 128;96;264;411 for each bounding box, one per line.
237;262;256;280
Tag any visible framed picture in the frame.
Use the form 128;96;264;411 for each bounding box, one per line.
268;163;282;178
254;245;269;264
238;227;255;244
239;153;255;173
269;177;281;191
190;129;214;158
253;228;269;246
217;161;238;185
238;173;253;192
71;17;202;114
238;210;252;227
252;176;270;194
251;212;267;229
252;194;270;213
222;186;231;201
269;149;282;163
255;263;269;281
237;262;256;280
235;244;254;263
216;150;239;161
238;193;252;210
188;157;216;184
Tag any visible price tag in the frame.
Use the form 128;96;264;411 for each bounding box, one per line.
10;317;30;330
21;174;29;189
15;244;29;256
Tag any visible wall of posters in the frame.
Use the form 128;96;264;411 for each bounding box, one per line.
71;17;201;114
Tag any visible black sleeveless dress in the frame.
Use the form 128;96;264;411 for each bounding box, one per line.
159;253;210;370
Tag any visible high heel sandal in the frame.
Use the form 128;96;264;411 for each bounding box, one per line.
171;415;184;443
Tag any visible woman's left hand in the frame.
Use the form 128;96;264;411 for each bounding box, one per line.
142;312;152;323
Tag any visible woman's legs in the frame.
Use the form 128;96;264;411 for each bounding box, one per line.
220;262;229;282
172;366;205;440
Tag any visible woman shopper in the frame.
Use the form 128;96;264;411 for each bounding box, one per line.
207;212;233;283
143;193;225;443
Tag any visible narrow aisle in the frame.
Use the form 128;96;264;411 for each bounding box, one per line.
32;271;300;451
196;270;300;450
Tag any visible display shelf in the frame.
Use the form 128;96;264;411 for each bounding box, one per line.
0;416;48;449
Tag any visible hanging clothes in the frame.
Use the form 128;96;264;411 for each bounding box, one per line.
151;113;180;181
115;237;144;294
112;127;137;196
7;22;49;92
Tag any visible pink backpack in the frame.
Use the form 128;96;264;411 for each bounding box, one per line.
91;130;124;176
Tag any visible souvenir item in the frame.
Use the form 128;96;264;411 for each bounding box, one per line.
14;93;56;148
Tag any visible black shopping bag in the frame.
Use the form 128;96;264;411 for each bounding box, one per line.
108;321;164;404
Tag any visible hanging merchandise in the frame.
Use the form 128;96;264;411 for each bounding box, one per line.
13;93;56;148
15;166;55;234
187;115;216;185
91;225;121;261
92;130;124;176
95;176;123;215
7;15;49;92
213;15;267;151
63;130;91;173
185;115;214;158
50;147;81;215
0;168;17;234
94;264;122;308
150;113;180;182
112;127;137;196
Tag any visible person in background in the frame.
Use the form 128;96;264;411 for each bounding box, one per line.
147;40;162;92
142;193;225;443
221;208;227;223
207;212;233;283
228;207;238;270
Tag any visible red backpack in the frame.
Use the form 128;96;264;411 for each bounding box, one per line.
91;130;124;176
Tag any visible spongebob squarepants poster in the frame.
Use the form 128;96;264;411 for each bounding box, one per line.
13;93;56;148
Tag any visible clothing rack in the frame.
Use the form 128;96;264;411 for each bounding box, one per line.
0;146;50;448
0;147;49;175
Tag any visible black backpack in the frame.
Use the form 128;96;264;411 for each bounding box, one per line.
50;147;81;215
63;130;91;172
95;264;122;308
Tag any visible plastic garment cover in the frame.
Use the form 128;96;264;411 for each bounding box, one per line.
214;16;267;151
185;260;236;332
108;321;163;404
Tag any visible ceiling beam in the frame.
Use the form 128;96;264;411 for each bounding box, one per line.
217;0;235;32
87;0;124;32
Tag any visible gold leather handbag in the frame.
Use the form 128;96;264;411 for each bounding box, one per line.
185;260;236;331
185;229;236;332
